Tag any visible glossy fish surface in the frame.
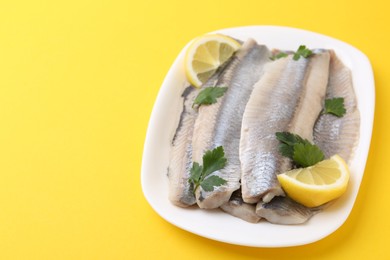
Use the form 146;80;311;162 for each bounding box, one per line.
167;86;199;207
192;39;271;209
220;190;261;223
256;196;320;225
168;74;220;207
240;51;330;204
314;50;360;163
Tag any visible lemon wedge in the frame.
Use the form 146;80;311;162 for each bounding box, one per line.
184;34;241;88
277;155;350;207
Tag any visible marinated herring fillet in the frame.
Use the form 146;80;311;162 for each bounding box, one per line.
168;86;199;207
168;74;220;207
256;196;320;225
240;51;330;204
220;189;261;223
314;50;360;163
192;39;271;209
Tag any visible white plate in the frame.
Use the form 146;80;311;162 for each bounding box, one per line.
141;26;375;247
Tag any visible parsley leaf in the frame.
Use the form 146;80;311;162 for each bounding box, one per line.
270;45;313;61
201;176;227;192
193;86;227;107
276;132;310;159
189;162;202;183
323;97;346;117
189;146;227;193
270;52;288;61
202;146;227;177
276;132;325;167
278;143;295;159
293;143;325;167
293;45;313;61
275;132;309;146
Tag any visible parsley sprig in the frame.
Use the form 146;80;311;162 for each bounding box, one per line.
189;146;227;192
293;45;313;60
270;52;288;61
276;132;324;167
323;97;346;117
193;86;227;108
270;45;313;61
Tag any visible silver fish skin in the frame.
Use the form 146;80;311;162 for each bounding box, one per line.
240;51;330;204
256;196;320;225
192;39;271;209
314;50;360;163
168;74;220;207
220;190;261;223
168;86;198;207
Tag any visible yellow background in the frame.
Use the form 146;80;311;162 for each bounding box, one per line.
0;0;388;259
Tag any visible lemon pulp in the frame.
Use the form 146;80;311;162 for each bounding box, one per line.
277;155;350;207
184;34;241;88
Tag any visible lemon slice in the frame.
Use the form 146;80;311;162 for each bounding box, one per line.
184;34;241;88
277;155;350;207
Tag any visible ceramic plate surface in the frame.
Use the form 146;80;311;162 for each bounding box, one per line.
141;26;375;247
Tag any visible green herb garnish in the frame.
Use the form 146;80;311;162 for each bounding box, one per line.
270;52;288;61
292;142;325;167
276;132;325;167
323;97;346;117
269;45;313;61
293;45;313;61
189;146;227;192
193;86;227;108
276;132;310;159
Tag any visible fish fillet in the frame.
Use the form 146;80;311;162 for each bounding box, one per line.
192;39;271;209
220;189;261;223
256;196;320;225
168;74;220;207
314;50;360;163
240;51;330;204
